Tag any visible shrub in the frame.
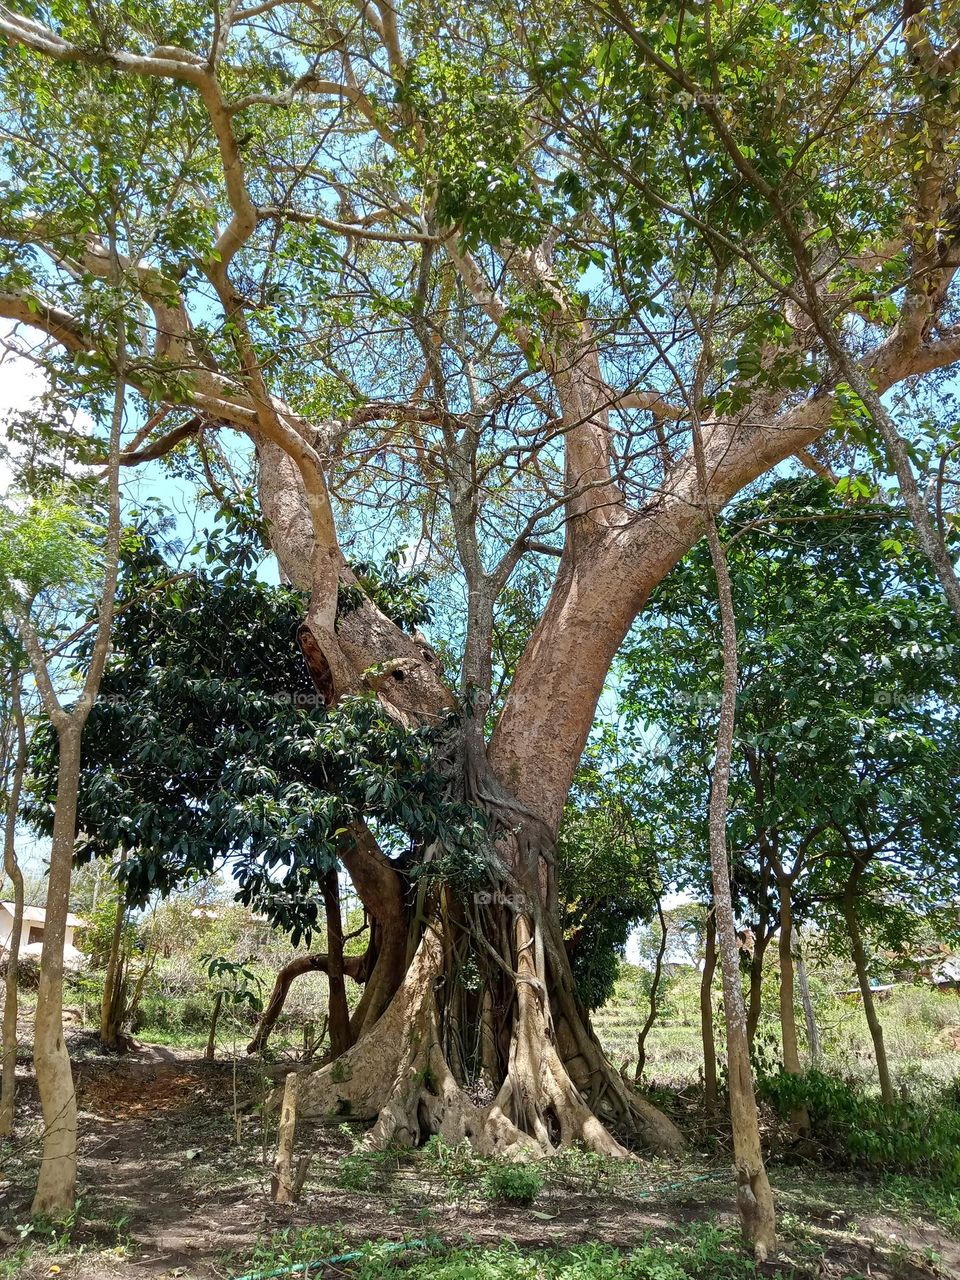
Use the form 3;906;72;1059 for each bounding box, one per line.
759;1068;960;1180
336;1150;376;1191
480;1162;543;1205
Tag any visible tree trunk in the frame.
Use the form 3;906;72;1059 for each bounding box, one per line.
272;1071;300;1204
695;367;776;1257
794;928;821;1066
842;880;894;1107
775;876;809;1135
0;679;27;1137
31;724;82;1216
321;868;351;1057
99;871;127;1049
205;990;223;1062
290;890;684;1157
253;426;691;1157
700;909;718;1116
745;929;770;1050
124;944;156;1034
635;897;667;1082
248;951;368;1055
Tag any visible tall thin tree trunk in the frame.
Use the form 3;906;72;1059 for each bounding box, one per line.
31;725;82;1214
18;341;125;1216
775;876;809;1134
635;896;667;1082
691;324;776;1257
99;865;127;1049
842;876;894;1107
206;990;223;1061
794;928;821;1066
0;677;27;1137
745;930;770;1050
321;868;351;1057
700;908;718;1115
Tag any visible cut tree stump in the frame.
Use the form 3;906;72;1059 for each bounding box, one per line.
271;1071;310;1204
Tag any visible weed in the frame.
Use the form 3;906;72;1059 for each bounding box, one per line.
419;1135;479;1185
480;1162;544;1206
330;1224;806;1278
245;1223;348;1273
333;1126;400;1192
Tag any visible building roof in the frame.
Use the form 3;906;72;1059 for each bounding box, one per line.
0;902;87;929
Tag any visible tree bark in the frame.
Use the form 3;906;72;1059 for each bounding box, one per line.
31;724;82;1215
19;353;124;1216
205;990;223;1062
0;677;27;1137
745;929;771;1050
692;330;776;1257
842;873;894;1107
248;951;368;1055
272;1070;299;1204
321;868;351;1058
700;908;718;1116
99;865;127;1049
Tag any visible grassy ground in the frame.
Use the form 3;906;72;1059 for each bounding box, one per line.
595;970;960;1090
1;1044;958;1280
2;971;958;1279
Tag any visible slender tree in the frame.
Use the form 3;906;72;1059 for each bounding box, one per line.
2;396;123;1213
0;660;28;1136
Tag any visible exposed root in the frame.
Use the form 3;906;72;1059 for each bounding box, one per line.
288;929;683;1160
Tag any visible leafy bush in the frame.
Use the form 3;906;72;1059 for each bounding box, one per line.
13;956;41;991
760;1068;960;1180
480;1162;544;1205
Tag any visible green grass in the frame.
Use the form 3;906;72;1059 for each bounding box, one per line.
237;1224;812;1280
881;1175;960;1238
0;1200;133;1280
596;968;960;1090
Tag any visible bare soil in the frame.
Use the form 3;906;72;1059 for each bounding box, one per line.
1;1044;957;1280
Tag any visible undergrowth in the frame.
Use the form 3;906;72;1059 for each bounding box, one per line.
759;1068;960;1181
340;1226;808;1279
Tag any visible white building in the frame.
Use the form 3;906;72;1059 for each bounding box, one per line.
0;903;87;969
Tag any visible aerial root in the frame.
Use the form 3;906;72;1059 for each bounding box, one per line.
283;931;680;1159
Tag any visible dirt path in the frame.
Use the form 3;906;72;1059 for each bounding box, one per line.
1;1052;957;1280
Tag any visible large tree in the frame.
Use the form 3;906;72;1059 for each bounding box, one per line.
2;0;960;1180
